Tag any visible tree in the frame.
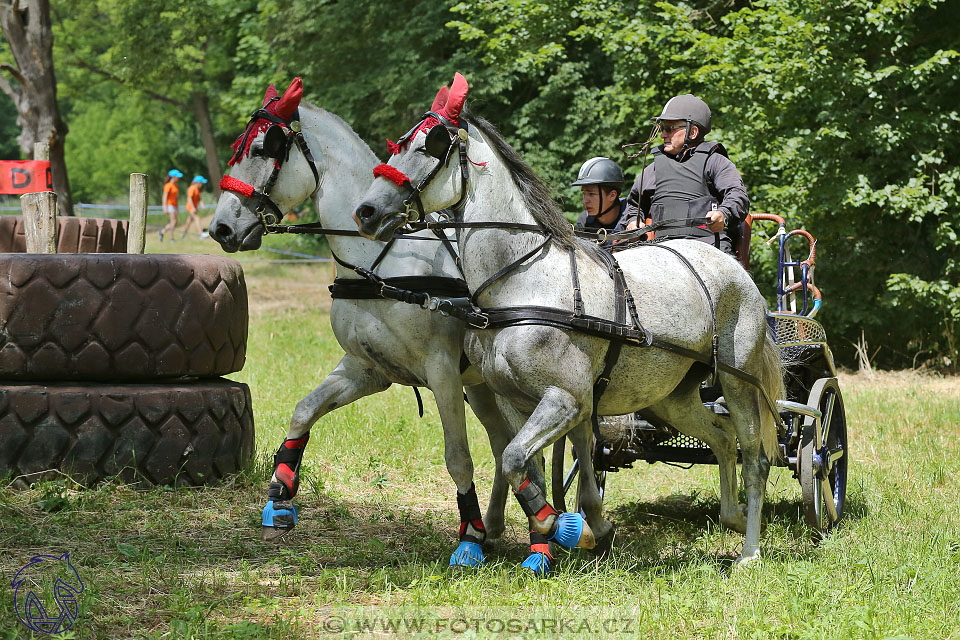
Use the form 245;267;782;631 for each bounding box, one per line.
0;0;73;214
53;0;260;195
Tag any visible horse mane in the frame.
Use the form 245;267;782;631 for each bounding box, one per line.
464;108;574;248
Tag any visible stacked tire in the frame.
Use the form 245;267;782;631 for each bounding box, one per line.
0;252;255;487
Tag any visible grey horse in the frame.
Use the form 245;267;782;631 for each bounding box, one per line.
209;79;549;568
354;73;785;565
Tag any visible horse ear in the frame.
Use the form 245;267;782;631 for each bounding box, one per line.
431;85;449;112
262;85;279;107
441;72;469;124
274;77;303;120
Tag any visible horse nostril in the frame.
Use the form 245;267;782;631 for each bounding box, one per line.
356;204;376;220
214;223;233;241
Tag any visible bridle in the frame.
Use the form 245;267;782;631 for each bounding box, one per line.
220;99;322;227
371;110;471;225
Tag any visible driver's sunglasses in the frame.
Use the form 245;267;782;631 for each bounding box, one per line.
660;123;687;134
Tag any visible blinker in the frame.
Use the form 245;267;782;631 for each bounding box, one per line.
262;125;287;159
424;125;453;159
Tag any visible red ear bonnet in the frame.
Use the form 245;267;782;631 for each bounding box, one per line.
272;77;303;121
439;72;468;126
229;77;304;166
431;85;449;112
261;85;279;107
384;73;469;155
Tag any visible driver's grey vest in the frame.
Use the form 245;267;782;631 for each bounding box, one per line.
651;141;728;247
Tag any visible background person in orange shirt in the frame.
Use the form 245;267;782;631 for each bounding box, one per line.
159;169;183;241
182;175;208;239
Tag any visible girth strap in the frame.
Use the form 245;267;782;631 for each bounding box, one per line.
329;276;469;300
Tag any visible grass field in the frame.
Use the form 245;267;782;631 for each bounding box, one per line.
2;234;960;638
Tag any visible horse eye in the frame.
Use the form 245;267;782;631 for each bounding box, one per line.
413;146;427;155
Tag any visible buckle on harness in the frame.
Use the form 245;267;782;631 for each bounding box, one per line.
596;228;608;245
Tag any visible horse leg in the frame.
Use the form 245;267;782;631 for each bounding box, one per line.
567;419;616;555
425;364;488;567
647;380;746;534
486;394;559;575
720;374;776;564
262;355;390;541
718;308;784;564
464;382;516;541
500;387;610;574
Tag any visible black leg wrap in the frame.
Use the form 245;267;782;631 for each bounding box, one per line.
267;481;286;501
270;434;310;500
457;483;486;543
514;478;551;519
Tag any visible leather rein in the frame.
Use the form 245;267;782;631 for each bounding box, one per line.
350;115;784;428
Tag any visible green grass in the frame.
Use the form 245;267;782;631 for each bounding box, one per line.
2;248;960;638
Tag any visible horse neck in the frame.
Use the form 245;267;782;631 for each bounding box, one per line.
300;106;460;280
457;130;570;304
299;106;384;276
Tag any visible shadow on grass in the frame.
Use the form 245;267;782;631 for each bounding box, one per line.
601;487;869;570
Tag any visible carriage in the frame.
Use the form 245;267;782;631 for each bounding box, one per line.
551;213;849;542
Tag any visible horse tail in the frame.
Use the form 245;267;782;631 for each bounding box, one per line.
758;329;785;464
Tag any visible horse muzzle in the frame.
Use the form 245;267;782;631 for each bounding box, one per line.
354;203;405;242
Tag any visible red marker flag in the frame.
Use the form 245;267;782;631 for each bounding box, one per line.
0;161;53;194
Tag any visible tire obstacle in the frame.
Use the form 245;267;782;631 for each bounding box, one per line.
0;210;255;487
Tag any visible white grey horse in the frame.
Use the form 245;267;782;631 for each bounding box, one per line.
354;73;785;564
209;79;546;568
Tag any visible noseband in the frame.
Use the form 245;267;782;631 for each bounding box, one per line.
372;111;471;224
220;102;321;227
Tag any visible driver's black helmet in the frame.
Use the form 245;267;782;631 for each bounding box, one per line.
571;157;624;193
654;94;711;135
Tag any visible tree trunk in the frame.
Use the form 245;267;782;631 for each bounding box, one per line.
0;0;73;215
191;91;222;197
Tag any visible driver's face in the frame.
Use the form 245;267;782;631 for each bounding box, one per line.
661;120;692;154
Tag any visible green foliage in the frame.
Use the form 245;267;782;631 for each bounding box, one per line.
3;0;954;367
448;0;960;369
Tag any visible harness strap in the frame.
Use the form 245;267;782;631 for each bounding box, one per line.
329;276;469;300
645;243;720;380
471;235;552;306
568;246;584;317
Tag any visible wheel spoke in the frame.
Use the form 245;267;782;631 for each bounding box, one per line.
821;475;839;523
820;392;836;448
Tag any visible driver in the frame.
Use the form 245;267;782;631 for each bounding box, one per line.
622;95;748;257
572;156;628;246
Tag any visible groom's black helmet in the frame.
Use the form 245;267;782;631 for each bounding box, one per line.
571;157;624;194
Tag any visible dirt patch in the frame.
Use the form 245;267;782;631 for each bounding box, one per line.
840;369;960;392
244;263;334;316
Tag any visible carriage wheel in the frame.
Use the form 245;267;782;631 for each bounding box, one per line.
798;377;848;542
550;434;606;515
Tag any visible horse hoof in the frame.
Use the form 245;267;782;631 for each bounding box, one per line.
589;523;616;558
548;512;595;550
261;500;297;542
521;552;551;576
734;546;761;567
721;509;748;534
261;526;290;542
449;541;485;568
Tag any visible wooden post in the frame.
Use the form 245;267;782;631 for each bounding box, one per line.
128;173;148;254
33;141;49;162
21;191;58;253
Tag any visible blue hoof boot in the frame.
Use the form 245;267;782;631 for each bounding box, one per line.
521;552;552;576
262;500;298;529
449;541;485;567
548;512;585;549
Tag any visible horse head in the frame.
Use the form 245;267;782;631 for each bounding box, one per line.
355;72;471;241
211;78;319;252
